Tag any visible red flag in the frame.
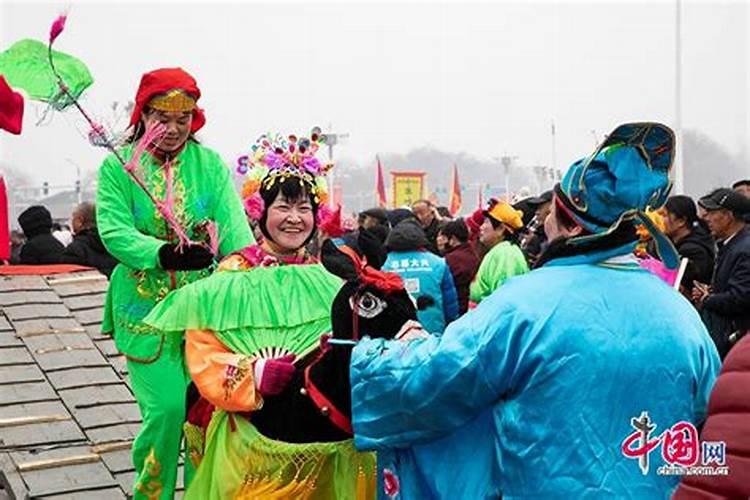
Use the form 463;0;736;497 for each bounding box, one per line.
449;164;462;215
376;155;387;208
478;183;484;209
0;76;24;135
0;177;9;261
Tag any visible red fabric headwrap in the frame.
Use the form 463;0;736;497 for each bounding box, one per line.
0;75;24;135
338;245;405;294
128;67;206;133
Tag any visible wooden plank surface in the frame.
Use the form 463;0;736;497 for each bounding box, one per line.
20;461;118;498
0;381;58;406
45;272;106;285
24;333;97;352
71;308;104;326
46;367;121;391
109;356;128;377
62;294;106;311
0;291;62;307
0;418;85;447
11;446;116;498
0;364;45;384
32;349;109;372
3;304;72;322
12;318;85;336
83;324;106;339
49;280;109;298
0;452;28;499
98;448;134;474
114;470;135;495
37;486;128;499
85;423;141;445
0;330;22;347
0;314;14;331
17;453;100;472
94;339;120;358
71;402;141;430
0;401;70;420
0;276;49;292
58;384;135;409
0;346;34;366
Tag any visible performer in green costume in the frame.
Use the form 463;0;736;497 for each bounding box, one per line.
96;67;252;499
145;131;376;499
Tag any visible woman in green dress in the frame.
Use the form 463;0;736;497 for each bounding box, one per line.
96;67;252;499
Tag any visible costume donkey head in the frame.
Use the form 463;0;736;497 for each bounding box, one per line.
322;230;418;342
252;230;418;443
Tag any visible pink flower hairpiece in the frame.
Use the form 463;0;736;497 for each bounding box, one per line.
243;193;265;221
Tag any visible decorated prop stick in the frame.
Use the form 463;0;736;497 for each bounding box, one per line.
47;13;218;252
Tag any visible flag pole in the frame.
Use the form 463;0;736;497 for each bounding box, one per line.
674;0;684;194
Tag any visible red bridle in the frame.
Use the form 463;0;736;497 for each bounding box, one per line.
302;244;404;435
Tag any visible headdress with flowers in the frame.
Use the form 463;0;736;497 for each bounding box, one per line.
237;129;333;219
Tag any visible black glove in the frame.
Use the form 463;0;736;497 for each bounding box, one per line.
158;243;214;271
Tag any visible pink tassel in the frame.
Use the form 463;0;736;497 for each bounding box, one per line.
206;221;221;256
157;159;191;250
120;121;192;249
49;14;67;44
124;122;165;174
154;197;191;250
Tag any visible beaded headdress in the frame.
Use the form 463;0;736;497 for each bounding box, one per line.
147;89;196;113
237;130;333;211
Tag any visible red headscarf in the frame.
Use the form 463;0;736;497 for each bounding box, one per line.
0;75;24;135
128;67;206;133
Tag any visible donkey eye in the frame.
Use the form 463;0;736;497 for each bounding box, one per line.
349;292;387;319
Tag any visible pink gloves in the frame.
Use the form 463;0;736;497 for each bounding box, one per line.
254;354;296;397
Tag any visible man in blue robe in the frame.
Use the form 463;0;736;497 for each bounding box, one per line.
350;123;721;499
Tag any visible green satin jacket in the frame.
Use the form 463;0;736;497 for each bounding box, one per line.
96;140;253;362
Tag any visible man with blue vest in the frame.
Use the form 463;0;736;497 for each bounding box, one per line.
384;217;459;335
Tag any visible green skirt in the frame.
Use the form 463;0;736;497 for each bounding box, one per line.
186;410;377;499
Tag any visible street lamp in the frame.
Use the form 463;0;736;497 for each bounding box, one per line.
319;125;349;207
496;155;518;201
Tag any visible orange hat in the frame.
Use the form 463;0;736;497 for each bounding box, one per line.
485;201;524;232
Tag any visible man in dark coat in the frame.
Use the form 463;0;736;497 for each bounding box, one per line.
438;218;479;314
411;199;440;254
519;190;553;267
359;207;389;230
60;202;118;277
693;188;750;359
18;205;64;264
734;179;750;223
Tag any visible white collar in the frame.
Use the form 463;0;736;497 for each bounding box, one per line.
721;228;742;246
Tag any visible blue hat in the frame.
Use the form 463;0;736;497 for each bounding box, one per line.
558;122;680;268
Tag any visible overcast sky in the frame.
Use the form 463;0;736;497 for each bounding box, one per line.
1;0;748;188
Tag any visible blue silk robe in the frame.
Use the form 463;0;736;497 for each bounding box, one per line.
351;246;720;499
